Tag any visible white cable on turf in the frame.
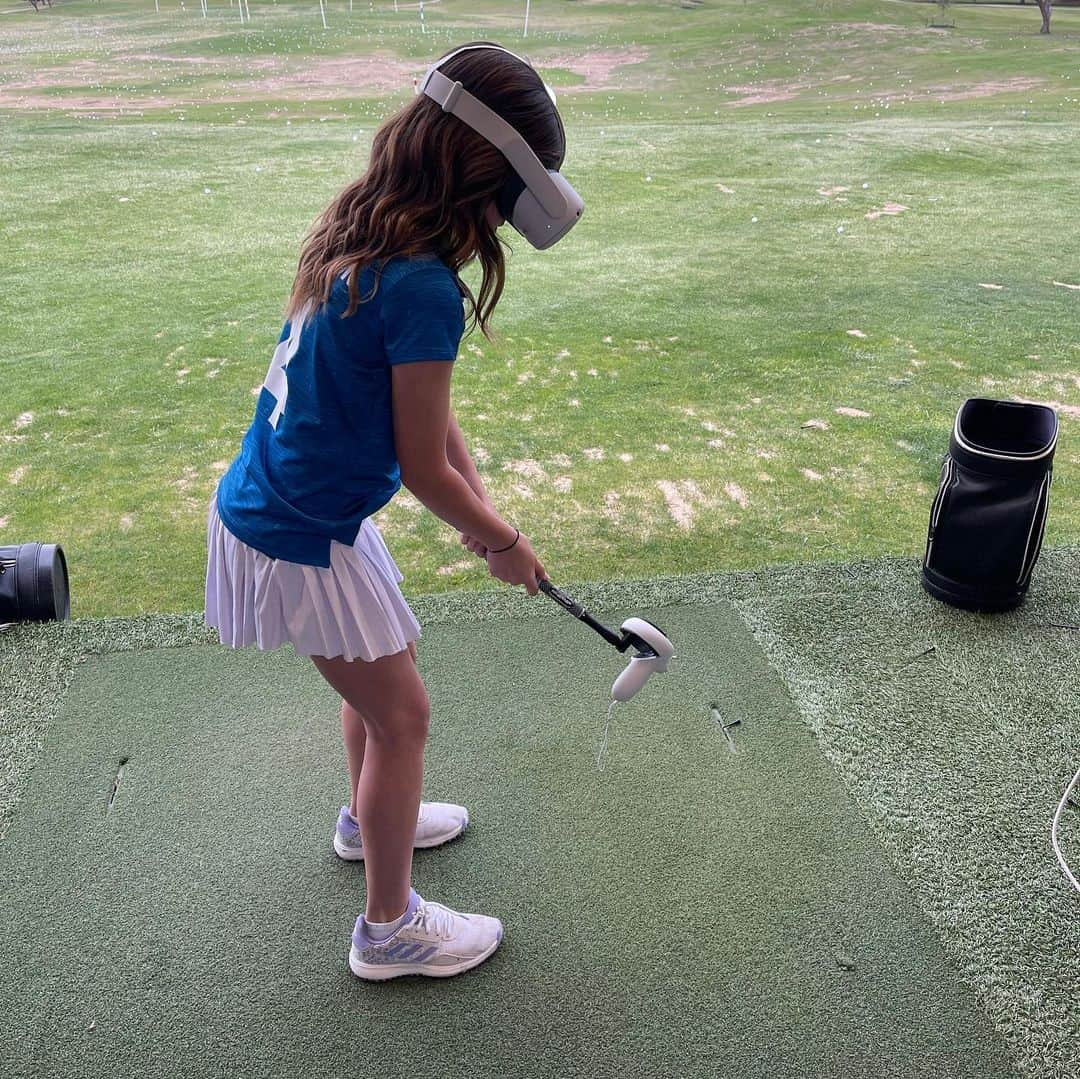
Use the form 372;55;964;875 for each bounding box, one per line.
1051;763;1080;895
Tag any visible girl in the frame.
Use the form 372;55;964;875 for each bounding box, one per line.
204;42;572;981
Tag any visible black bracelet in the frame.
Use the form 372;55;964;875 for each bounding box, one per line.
488;528;519;553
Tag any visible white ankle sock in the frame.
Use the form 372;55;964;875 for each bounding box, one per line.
365;908;409;942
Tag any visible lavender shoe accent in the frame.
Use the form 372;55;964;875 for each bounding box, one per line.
347;891;503;981
333;802;469;862
337;806;360;837
333;806;366;861
353;889;421;951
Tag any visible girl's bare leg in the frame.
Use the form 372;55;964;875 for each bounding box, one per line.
340;641;418;818
312;641;427;923
340;700;366;820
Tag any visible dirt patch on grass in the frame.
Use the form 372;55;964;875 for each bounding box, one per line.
3;58;131;90
0;49;416;110
723;80;802;106
866;202;908;220
239;52;415;99
794;22;908;36
1014;396;1080;420
0;58;153;109
2;94;170;112
724;483;750;509
789;21;957;53
120;53;243;67
3;46;647;110
932;77;1046;101
843;22;908;33
534;46;651;90
723;74;859;107
0;44;656;110
720;70;1045;111
656;479;706;531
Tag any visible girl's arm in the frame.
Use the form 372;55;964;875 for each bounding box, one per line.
446;410;492;507
393;361;515;551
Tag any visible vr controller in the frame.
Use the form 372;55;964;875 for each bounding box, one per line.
538;580;676;702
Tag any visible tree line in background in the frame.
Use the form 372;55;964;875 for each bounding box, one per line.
17;0;1065;33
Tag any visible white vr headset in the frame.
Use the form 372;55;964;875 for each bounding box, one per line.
416;44;584;250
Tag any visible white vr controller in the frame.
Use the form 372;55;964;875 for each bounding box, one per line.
537;580;677;702
609;616;677;702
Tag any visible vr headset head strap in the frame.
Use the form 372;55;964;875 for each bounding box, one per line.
417;51;569;220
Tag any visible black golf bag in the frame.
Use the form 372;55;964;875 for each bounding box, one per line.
0;543;70;623
922;398;1058;612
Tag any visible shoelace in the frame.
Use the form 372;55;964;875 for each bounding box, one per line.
413;901;455;940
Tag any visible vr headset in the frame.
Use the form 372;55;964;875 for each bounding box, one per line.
416;44;584;250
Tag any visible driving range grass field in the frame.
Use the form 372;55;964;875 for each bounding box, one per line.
1;0;1079;615
3;5;1080;1079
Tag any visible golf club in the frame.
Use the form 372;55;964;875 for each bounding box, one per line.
537;578;676;701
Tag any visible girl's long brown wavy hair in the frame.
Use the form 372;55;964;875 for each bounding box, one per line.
285;41;566;340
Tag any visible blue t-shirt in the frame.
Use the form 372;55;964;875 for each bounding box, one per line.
215;254;465;567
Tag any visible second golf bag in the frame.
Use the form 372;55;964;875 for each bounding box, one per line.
922;398;1058;612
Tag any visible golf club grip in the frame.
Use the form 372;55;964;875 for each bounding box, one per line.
537;578;584;617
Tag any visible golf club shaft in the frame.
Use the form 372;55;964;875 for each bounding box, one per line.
538;578;624;649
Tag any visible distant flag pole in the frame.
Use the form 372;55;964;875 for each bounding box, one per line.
319;0;327;29
237;0;244;23
420;0;426;33
524;0;530;38
244;0;251;20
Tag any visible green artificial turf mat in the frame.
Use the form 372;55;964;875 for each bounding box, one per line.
731;562;1080;1079
1;600;1014;1079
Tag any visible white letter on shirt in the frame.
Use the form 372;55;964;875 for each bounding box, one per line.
262;309;308;430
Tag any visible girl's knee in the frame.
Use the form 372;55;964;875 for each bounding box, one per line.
360;672;429;745
366;698;430;746
311;647;428;744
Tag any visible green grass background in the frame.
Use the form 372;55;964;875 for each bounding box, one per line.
1;0;1078;615
3;7;1078;1077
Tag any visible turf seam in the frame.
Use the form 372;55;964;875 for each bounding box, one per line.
725;558;1080;1079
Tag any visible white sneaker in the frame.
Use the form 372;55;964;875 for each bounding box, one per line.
349;889;503;981
333;802;469;861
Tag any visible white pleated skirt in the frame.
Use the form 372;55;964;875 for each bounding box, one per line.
204;486;421;663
